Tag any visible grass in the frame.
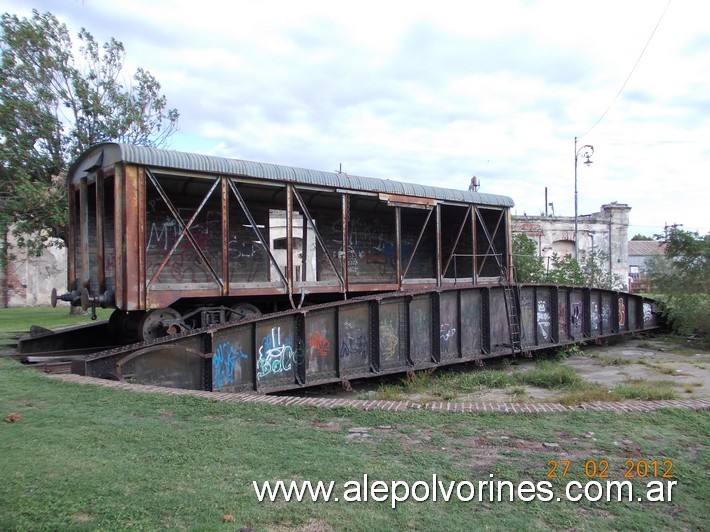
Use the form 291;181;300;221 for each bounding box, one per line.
637;359;684;376
374;361;684;406
0;306;112;346
593;354;632;367
0;358;709;531
0;311;708;530
373;360;587;404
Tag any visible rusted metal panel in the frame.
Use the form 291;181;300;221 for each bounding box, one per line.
124;165;141;310
254;316;299;390
409;295;433;365
67;184;77;291
438;290;459;360
601;292;614;335
69;143;520;314
79;177;90;289
535;288;554;345
70;284;662;394
489;288;509;352
458;288;480;357
211;325;254;392
378;300;405;368
96;172;105;292
570;289;584;340
628;294;637;332
221;176;230;296
338;303;371;374
114;165;126;309
558;288;570;342
379;193;437;208
642;298;657;329
116;345;206;389
519;287;535;348
137;168;147;308
304;310;337;380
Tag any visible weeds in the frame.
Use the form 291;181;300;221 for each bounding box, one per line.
594;354;632;366
516;361;583;389
613;379;678;400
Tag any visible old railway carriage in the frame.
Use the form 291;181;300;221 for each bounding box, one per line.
56;143;514;343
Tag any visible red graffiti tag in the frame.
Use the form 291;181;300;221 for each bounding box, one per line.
308;331;330;357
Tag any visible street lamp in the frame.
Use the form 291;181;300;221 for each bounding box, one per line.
574;137;594;261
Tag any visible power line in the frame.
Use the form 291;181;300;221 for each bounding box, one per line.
580;0;672;138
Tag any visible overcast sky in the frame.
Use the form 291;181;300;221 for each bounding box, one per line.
5;0;709;237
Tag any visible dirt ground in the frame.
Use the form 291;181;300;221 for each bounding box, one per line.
307;337;710;404
467;338;710;403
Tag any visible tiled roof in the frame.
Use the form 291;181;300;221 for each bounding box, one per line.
628;240;666;256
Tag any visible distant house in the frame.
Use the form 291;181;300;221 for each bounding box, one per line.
628;240;665;293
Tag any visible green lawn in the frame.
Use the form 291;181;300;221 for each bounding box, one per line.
1;308;708;530
1;356;708;531
0;306;112;334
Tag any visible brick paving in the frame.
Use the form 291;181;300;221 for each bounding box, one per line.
46;373;710;414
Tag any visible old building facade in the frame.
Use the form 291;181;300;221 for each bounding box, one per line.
512;202;631;290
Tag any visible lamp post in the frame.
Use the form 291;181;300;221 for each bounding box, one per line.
574;137;594;261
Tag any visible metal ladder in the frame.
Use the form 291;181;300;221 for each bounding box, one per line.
501;267;522;356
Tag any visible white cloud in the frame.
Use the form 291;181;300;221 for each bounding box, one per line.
5;0;709;236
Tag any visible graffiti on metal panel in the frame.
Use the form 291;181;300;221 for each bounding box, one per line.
618;298;626;326
591;302;600;332
379;319;399;361
257;327;301;380
643;303;653;324
410;305;430;355
440;323;457;351
558;303;567;338
146;197;268;283
308;331;331;358
571;302;582;329
340;321;367;359
146;205;220;252
212;341;248;390
601;303;612;328
331;217;396;276
520;293;533;309
537;299;551;341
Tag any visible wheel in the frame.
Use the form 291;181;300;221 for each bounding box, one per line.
108;310;143;344
228;303;262;322
138;308;182;342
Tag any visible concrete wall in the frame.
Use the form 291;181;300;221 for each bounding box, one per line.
0;229;67;308
512;202;631;290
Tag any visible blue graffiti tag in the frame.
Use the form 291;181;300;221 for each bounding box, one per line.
212;341;248;391
257;327;300;380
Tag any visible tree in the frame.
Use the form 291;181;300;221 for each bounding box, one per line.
512;234;545;283
0;10;179;254
648;228;710;336
512;234;623;289
631;234;653;241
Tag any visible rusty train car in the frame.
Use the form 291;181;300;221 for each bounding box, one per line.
54;143;514;342
40;143;659;392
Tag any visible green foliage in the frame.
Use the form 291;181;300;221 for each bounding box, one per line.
631;234;653;241
512;233;545;282
545;249;623;290
648;229;710;336
545;252;584;286
512;234;623;289
0;10;179;253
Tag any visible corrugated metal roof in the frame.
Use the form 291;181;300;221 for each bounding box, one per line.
69;143;515;208
628;240;666;256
